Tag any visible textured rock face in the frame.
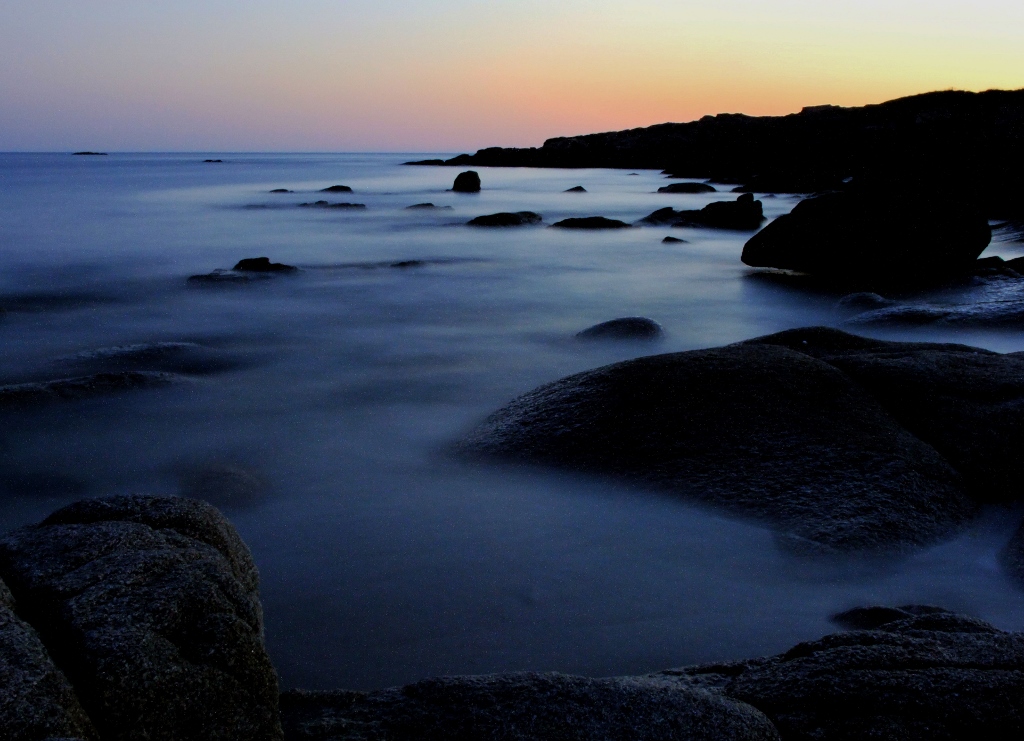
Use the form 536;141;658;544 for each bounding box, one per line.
0;578;98;741
741;191;991;283
451;171;481;192
658;607;1024;741
466;211;542;227
0;495;283;741
280;672;780;741
458;327;1007;551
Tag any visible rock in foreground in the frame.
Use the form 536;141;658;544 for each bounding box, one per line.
467;211;542;227
451;171;481;193
659;606;1024;740
280;672;779;741
0;495;283;741
742;191;991;284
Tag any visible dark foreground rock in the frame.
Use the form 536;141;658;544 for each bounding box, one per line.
320;185;353;193
451;171;481;193
658;182;717;193
550;216;631;229
467;211;542;227
235;257;298;272
0;495;283;741
280;672;779;741
456;327;1024;550
658;606;1024;740
0;577;98;741
577;317;663;340
742;191;991;285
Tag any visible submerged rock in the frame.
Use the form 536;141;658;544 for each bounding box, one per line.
405;202;452;210
741;191;991;284
451;171;481;193
0;371;180;407
280;672;779;741
0;495;283;741
179;463;269;509
577;317;663;340
320;185;353;193
269;188;293;193
550;216;631;229
658;606;1024;740
0;578;98;741
298;200;366;209
564;185;588;193
836;292;896;310
467;211;542;227
234;257;298;272
658;182;717;194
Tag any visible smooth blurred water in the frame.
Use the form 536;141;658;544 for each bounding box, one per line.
2;152;1024;690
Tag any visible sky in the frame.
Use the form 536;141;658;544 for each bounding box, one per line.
1;0;1023;152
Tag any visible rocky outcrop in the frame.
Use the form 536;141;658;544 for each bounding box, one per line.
320;185;353;193
550;216;631;229
455;327;1024;550
190;257;299;284
466;211;542;227
234;257;298;272
451;171;481;193
0;578;98;741
0;495;283;741
564;185;587;192
741;191;991;284
0;371;180;407
298;201;366;209
658;182;717;193
577;317;663;340
405;203;452;210
662;236;687;243
280;673;779;741
270;189;293;193
639;195;764;230
658;606;1024;740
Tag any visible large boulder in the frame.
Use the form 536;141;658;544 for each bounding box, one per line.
451;171;481;193
466;211;542;227
0;495;283;741
459;328;978;551
0;577;98;741
577;317;663;340
550;216;631;229
638;194;764;229
741;191;991;284
280;672;780;741
658;182;717;194
658;606;1024;740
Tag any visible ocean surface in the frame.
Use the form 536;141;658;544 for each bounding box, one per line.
2;152;1024;691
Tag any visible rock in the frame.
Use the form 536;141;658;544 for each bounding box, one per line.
0;577;98;741
564;186;588;192
732;172;845;194
0;495;283;741
657;606;1024;740
72;152;107;156
673;193;766;230
279;672;779;741
845;287;1024;327
577;317;663;340
663;236;688;243
741;191;991;284
1002;520;1024;587
658;182;717;194
320;185;353;193
403;159;446;166
298;201;366;209
458;327;977;551
390;260;426;268
451;171;481;193
466;211;542;227
1009;256;1024;271
0;371;180;407
178;463;270;509
836;292;895;310
203;159;223;163
188;270;263;285
269;189;293;193
234;257;298;272
550;216;631;229
638;207;685;225
55;341;245;376
405;203;451;210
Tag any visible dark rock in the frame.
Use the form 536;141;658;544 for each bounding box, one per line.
550;216;631;229
564;186;588;192
72;152;107;156
0;371;180;407
1009;256;1024;271
836;292;895;310
320;185;353;193
0;577;98;741
638;207;685;225
55;341;246;377
658;182;717;194
179;463;269;509
188;270;262;285
451;171;481;193
405;203;452;210
732;172;845;194
203;159;223;163
403;159;446;166
663;236;688;243
280;672;779;741
657;606;1024;740
741;191;991;284
458;327;977;551
1002;520;1024;587
672;193;766;230
390;260;426;268
298;201;366;209
466;211;542;227
234;257;298;272
0;495;283;741
830;604;949;631
269;189;293;193
577;317;663;340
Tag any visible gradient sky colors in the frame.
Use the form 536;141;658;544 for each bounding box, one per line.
2;0;1023;152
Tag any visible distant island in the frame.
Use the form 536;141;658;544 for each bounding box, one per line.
410;88;1024;219
72;151;107;156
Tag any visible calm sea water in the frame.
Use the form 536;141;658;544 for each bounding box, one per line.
2;152;1024;690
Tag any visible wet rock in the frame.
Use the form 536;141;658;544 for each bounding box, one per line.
0;495;283;741
234;257;298;273
577;317;663;340
270;189;293;193
467;211;542;227
0;577;98;741
742;191;991;285
657;606;1024;740
451;171;481;193
564;185;588;192
298;201;366;209
550;216;631;229
658;182;717;194
639;207;685;225
179;463;270;509
320;185;353;193
662;236;688;243
405;203;452;210
459;327;977;551
56;341;245;376
280;672;779;741
0;371;180;407
845;283;1024;327
836;292;895;310
673;193;766;230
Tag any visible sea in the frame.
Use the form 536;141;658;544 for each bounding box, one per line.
1;152;1023;690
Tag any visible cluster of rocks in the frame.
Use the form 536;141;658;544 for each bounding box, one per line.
189;257;298;284
639;194;765;230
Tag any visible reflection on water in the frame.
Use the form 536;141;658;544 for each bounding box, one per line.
1;153;1023;690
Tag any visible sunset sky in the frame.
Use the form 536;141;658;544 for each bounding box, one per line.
2;0;1022;152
